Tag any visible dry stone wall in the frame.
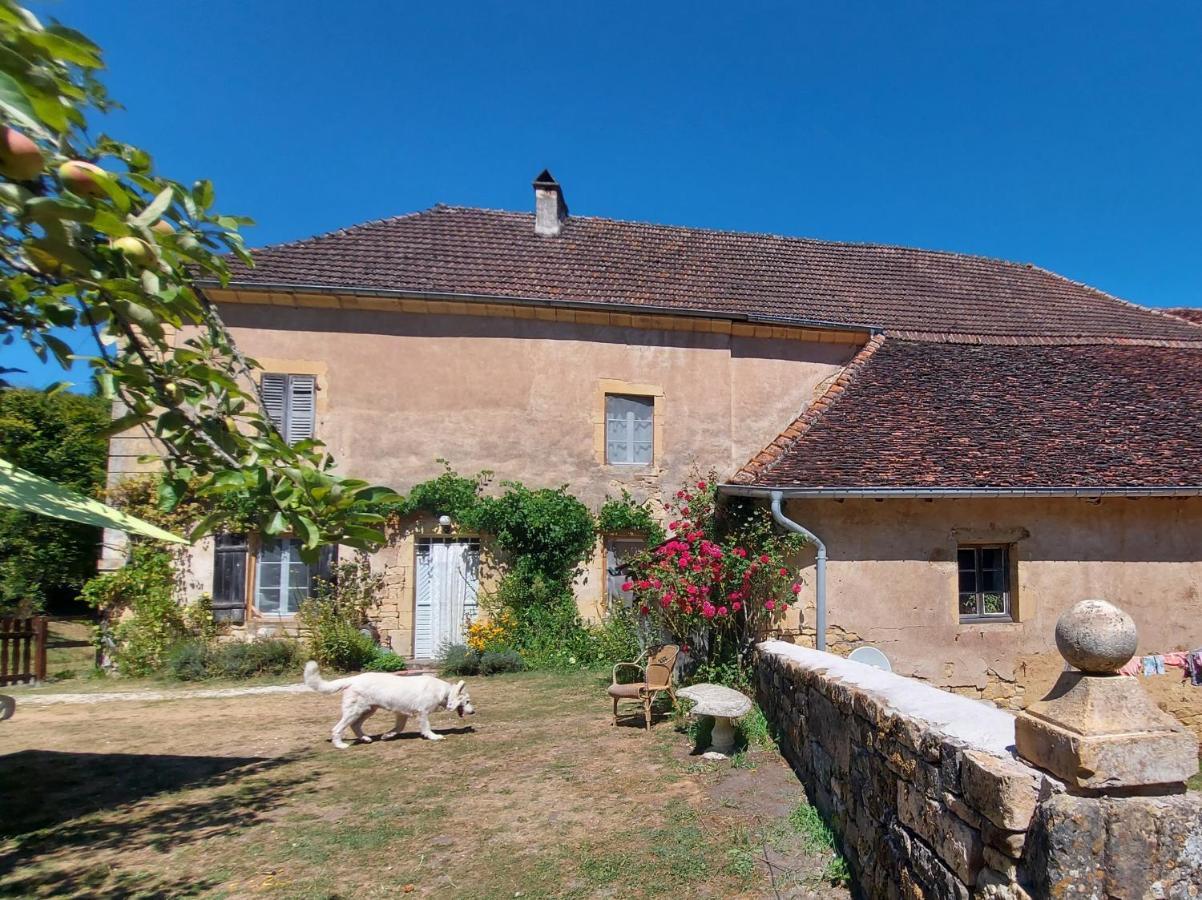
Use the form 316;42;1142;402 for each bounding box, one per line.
756;640;1202;899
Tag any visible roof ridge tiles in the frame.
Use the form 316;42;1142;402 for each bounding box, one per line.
730;334;888;486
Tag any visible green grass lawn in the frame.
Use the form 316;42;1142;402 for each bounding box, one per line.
0;670;850;899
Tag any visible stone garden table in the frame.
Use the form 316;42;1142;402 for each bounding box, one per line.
678;683;752;759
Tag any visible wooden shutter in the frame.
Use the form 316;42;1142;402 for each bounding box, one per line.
314;544;338;587
414;540;434;658
286;375;316;444
261;373;288;435
211;534;247;624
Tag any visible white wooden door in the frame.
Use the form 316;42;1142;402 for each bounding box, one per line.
414;538;480;658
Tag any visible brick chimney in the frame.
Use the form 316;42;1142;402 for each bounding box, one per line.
533;169;568;237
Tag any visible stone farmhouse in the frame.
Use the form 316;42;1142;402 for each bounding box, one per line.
106;172;1202;710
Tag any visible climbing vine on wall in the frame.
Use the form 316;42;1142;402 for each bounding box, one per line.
597;490;666;546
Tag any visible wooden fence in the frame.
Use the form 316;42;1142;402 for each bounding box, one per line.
0;616;47;686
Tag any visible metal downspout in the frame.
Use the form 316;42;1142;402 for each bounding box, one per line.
770;490;827;653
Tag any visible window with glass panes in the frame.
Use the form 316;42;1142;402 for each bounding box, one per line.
254;537;333;616
605;538;645;607
957;545;1011;621
605;394;653;465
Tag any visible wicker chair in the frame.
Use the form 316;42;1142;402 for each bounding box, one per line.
607;644;679;730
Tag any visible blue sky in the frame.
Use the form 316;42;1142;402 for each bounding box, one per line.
6;1;1202;388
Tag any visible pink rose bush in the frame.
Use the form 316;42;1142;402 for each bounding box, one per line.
623;473;804;664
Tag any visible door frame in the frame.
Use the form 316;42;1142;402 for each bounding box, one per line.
412;535;482;659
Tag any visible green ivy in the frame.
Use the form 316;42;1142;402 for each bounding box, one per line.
472;481;596;583
597;490;665;546
393;460;491;523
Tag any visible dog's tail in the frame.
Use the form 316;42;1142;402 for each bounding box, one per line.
303;660;356;694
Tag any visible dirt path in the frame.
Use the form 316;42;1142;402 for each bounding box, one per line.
7;682;311;706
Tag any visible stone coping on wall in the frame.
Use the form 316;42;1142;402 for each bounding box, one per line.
759;640;1024;758
757;641;1202;897
756;640;1065;898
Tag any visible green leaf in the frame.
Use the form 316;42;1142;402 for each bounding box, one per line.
26;196;94;223
91;167;130;213
265;511;286;535
188;510;227;542
0;70;43;134
41;333;73;365
341;525;387;547
98;410;152;438
291;514;319;549
32;26;104;68
27;89;68;132
192;179;214;210
132;186;173;228
157;477;184;512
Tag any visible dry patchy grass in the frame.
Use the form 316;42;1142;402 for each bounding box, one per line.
0;670;849;899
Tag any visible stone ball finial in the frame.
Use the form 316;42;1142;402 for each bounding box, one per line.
1054;599;1137;674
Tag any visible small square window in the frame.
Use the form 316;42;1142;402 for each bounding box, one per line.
605;394;654;465
957;545;1013;622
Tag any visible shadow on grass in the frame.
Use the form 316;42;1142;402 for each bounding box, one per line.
378;725;476;741
0;749;317;897
0;860;218;899
0;749;306;840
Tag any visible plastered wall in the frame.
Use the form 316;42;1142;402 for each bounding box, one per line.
775;496;1202;699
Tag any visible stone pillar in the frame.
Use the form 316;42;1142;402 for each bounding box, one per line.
1015;599;1202;897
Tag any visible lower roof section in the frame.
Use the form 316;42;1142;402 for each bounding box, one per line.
731;338;1202;491
721;485;1202;499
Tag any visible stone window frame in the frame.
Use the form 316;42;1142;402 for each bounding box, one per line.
951;528;1026;626
593;379;665;470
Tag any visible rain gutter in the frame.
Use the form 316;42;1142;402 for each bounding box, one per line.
768;490;827;653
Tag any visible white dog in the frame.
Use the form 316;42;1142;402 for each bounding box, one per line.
303;661;475;749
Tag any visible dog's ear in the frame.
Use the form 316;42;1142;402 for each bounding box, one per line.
455;680;465;692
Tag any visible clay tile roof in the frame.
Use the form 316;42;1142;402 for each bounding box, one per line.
1165;307;1202;325
733;339;1202;490
219;205;1202;340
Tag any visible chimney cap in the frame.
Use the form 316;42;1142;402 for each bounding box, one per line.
532;169;568;236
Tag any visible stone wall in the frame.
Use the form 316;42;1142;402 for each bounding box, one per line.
756;641;1202;899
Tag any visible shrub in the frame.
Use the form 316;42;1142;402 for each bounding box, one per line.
307;623;378;671
625;472;807;680
591;600;645;666
364;650;407;672
479;649;525;675
166;639;210;681
466;609;516;654
82;544;186;676
0;388;109;616
213;638;301;678
440;643;480;676
298;553;384;670
165;637;302;680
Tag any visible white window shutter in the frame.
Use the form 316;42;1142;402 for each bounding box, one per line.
286;375;316;444
261;373;288;435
